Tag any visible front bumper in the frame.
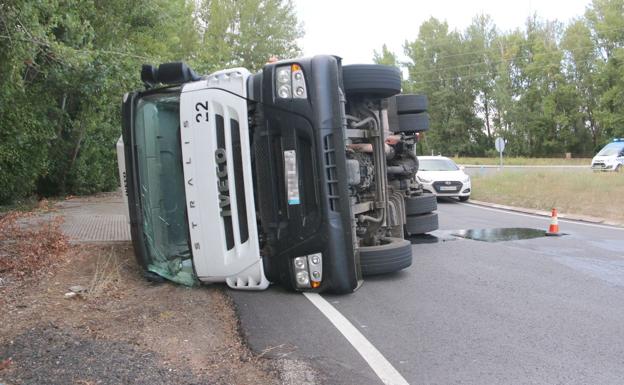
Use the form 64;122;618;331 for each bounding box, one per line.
591;162;619;171
250;56;360;294
421;180;471;197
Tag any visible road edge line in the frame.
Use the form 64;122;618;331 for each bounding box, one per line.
459;202;624;231
303;292;409;385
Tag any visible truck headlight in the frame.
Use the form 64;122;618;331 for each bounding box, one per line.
278;85;291;98
277;68;291;83
294;256;306;269
296;271;310;286
275;64;307;99
292;253;322;289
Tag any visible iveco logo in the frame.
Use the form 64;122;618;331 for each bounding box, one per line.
445;181;451;185
215;148;231;217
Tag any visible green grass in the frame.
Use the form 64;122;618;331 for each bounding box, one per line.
471;170;624;222
453;157;591;166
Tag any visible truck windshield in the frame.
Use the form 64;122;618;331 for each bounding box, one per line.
134;92;195;285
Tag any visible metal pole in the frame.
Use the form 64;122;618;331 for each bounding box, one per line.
499;151;503;170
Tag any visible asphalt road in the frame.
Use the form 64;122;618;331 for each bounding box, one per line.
230;200;624;385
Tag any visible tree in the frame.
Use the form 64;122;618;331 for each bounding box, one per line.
465;15;499;140
373;44;398;66
562;19;600;151
0;0;200;202
403;17;485;156
196;0;302;72
586;0;624;140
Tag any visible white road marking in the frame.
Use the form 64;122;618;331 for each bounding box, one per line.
459;202;624;231
303;292;409;385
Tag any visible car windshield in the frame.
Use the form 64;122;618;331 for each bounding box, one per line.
596;142;624;156
134;91;195;285
419;158;459;171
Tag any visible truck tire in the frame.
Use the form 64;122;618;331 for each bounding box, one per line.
342;64;402;98
359;237;412;276
405;194;437;216
394;94;428;114
397;112;429;133
405;212;439;235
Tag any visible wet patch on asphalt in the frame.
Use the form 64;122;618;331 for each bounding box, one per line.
408;232;458;244
451;228;562;242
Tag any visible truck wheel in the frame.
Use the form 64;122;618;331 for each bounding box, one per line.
396;112;429;132
405;212;439;235
359;237;412;276
394;94;428;114
405;194;437;215
342;64;402;98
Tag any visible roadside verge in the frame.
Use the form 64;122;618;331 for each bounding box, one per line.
466;199;624;228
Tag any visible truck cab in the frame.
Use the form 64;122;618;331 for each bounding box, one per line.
118;55;437;293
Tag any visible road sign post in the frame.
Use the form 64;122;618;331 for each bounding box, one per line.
495;137;505;170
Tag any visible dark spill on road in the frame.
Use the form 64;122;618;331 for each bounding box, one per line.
451;228;557;242
409;233;457;244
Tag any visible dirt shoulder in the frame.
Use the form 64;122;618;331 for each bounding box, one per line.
0;243;280;385
1;193;318;385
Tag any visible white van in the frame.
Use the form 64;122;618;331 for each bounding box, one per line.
591;139;624;172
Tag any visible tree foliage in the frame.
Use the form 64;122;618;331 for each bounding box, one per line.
195;0;302;72
0;0;302;204
380;0;624;157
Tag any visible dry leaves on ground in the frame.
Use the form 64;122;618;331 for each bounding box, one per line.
0;211;69;279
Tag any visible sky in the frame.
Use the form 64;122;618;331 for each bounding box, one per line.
293;0;593;64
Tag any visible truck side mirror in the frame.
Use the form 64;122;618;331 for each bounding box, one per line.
140;62;200;87
157;62;200;85
141;64;158;87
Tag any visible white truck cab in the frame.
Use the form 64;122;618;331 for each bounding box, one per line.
591;139;624;172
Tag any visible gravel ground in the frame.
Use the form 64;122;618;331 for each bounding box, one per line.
1;326;212;385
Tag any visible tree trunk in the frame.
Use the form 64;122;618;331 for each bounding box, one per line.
484;95;492;138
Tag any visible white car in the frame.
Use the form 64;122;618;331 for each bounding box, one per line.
416;156;471;201
591;139;624;172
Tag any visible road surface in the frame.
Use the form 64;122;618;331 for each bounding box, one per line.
231;199;624;385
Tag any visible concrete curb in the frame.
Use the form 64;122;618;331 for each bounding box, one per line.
467;199;624;228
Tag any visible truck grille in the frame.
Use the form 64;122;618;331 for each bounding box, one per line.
216;113;249;250
323;134;339;211
433;181;462;193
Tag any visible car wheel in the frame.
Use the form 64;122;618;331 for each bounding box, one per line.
616;165;622;173
405;212;439;235
458;196;469;202
405;193;437;215
342;64;402;98
392;94;428;114
359;237;412;276
392;112;429;133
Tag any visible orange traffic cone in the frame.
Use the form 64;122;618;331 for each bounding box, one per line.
546;208;560;236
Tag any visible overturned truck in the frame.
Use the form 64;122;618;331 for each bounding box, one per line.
117;55;438;294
